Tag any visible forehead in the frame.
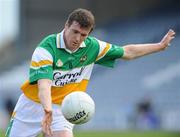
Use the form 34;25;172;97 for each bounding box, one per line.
68;21;91;34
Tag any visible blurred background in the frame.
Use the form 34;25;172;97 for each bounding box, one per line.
0;0;180;136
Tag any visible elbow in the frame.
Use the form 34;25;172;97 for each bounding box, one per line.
38;90;43;102
122;45;139;60
122;50;136;60
122;56;134;60
123;54;141;60
38;86;51;101
37;79;52;97
38;86;50;96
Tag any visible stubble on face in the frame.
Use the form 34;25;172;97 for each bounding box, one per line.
64;21;91;51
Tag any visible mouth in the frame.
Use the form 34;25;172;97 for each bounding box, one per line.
72;42;79;46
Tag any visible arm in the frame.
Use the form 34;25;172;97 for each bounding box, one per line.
122;29;175;60
38;79;53;136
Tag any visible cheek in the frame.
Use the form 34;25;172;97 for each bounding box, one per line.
80;38;84;42
68;32;75;40
69;36;75;42
80;37;86;42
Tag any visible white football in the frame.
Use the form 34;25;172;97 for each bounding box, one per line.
61;91;95;124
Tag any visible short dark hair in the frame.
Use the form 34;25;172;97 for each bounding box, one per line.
67;8;95;32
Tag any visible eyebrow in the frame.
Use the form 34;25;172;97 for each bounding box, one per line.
72;29;88;36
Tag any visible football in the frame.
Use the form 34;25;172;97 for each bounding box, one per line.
61;91;95;124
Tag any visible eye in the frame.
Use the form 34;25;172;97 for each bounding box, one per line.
81;34;87;37
73;30;79;34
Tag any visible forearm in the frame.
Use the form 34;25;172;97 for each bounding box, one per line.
38;79;53;136
121;29;175;60
38;79;52;111
122;43;163;60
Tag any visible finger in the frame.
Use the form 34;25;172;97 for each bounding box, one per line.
169;29;175;33
42;122;47;134
169;36;175;42
171;36;175;39
168;29;176;35
46;127;50;136
41;114;53;136
170;32;176;37
43;119;52;136
49;127;53;136
41;120;45;130
46;124;53;136
42;125;49;136
42;120;50;135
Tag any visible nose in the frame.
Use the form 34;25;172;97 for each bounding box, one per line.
75;34;81;43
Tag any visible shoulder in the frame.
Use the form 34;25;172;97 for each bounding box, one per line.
37;34;57;51
32;34;57;57
84;36;99;47
39;34;57;46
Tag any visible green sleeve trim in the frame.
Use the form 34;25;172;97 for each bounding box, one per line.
95;45;124;67
29;66;53;84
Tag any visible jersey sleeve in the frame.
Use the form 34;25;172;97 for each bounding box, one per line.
29;36;55;84
95;39;124;67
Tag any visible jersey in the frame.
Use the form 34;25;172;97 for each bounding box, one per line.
20;31;124;104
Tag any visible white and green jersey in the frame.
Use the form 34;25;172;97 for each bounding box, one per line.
21;31;124;104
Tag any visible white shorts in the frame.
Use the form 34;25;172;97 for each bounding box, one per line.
6;94;74;137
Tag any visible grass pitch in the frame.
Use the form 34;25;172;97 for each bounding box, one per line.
1;130;180;137
74;131;180;137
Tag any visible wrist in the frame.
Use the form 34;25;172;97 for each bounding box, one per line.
158;42;166;50
44;109;52;115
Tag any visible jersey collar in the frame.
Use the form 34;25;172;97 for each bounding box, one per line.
56;30;86;53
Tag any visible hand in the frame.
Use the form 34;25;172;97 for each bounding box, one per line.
160;29;176;50
41;109;53;136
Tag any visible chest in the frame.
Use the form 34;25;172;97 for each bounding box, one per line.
53;47;98;70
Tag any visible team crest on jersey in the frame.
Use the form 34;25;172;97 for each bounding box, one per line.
56;59;63;67
80;55;87;63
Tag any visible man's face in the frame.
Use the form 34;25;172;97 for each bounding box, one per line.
64;21;91;51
